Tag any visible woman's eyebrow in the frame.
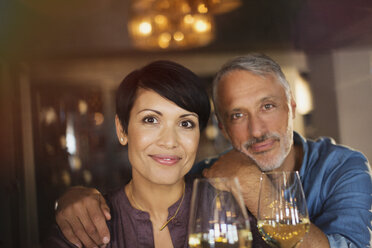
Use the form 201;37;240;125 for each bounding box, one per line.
137;109;162;115
137;109;198;118
180;113;198;118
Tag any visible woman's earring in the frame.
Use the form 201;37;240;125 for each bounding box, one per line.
120;137;124;142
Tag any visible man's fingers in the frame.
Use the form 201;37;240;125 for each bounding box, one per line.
54;186;111;247
56;219;82;248
77;207;104;246
58;214;98;248
99;195;111;221
87;195;111;245
73;221;100;248
59;207;100;248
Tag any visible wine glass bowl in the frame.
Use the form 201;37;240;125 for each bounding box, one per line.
188;177;252;248
257;171;309;248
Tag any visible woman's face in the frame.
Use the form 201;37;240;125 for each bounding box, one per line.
116;88;200;186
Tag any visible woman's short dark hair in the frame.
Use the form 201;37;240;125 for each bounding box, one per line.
116;60;211;133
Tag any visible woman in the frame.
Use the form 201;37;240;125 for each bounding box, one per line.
44;60;211;248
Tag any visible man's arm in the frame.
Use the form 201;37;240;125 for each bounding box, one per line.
55;186;111;248
202;149;330;248
307;154;372;248
202;150;262;216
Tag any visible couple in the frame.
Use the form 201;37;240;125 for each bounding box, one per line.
46;54;372;248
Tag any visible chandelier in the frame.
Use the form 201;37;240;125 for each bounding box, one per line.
128;0;241;50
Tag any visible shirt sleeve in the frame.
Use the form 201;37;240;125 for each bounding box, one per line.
315;154;372;248
188;148;233;175
326;233;359;248
188;156;219;175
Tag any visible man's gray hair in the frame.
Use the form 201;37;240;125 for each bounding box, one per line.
212;54;292;117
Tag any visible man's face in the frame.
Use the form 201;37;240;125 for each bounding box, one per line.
216;70;296;171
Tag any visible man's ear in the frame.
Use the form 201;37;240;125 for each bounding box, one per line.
115;115;128;145
290;97;297;119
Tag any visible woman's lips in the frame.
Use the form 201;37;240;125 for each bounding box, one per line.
250;139;276;153
150;155;181;166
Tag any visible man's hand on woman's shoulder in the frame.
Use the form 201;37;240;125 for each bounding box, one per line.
55;186;111;248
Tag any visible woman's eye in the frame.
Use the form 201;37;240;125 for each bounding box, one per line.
143;116;158;124
180;120;195;129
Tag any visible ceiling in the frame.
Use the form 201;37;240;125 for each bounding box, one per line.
1;0;372;59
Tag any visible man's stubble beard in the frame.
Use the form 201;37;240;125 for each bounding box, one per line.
238;109;294;172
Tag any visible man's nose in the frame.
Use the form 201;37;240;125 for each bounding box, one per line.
249;115;266;138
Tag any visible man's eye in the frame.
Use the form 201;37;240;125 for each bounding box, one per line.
180;120;195;129
231;113;244;120
143;116;158;124
263;104;275;110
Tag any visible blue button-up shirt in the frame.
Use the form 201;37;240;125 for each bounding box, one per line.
297;132;372;248
191;132;372;248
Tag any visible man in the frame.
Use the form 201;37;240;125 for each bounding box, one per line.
54;54;372;248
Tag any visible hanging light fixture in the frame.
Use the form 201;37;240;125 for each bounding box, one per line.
128;0;240;50
190;0;242;14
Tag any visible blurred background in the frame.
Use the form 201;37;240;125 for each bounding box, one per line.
1;0;372;247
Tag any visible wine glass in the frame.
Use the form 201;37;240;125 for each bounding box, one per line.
257;171;309;248
188;177;252;248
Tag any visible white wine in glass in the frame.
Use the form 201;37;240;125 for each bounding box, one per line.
257;171;310;248
188;177;252;248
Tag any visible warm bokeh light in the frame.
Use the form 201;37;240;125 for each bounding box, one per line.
158;41;169;49
43;107;57;125
68;155;82;171
94;112;104;126
158;32;171;48
128;0;216;50
83;170;93;184
205;125;219;140
208;0;242;14
66;117;76;155
174;31;185;41
183;14;194;24
61;170;71;186
78;100;88;115
194;19;211;32
198;3;209;13
295;76;313;115
59;135;67;149
138;21;152;35
154;14;168;28
180;0;191;13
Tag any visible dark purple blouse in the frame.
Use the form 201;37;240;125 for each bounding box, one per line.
43;176;269;248
105;178;192;248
